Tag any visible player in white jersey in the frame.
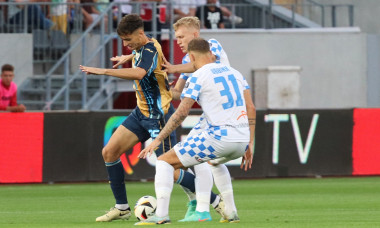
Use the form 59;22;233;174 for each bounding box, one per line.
136;38;255;225
163;16;247;223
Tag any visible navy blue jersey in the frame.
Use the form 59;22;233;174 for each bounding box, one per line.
132;37;171;119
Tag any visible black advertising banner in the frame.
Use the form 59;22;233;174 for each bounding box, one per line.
42;109;353;182
256;109;353;177
43;112;95;182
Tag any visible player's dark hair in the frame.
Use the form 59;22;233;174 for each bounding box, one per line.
1;64;14;72
187;38;210;53
117;14;144;36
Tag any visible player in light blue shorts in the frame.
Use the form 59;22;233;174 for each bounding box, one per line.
136;38;256;225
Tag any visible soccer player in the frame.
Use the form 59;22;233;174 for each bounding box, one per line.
136;37;255;225
79;14;176;222
164;16;243;222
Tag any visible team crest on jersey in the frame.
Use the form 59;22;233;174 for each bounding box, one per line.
194;156;203;162
145;48;154;53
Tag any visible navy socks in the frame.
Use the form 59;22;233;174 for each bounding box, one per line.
106;159;128;204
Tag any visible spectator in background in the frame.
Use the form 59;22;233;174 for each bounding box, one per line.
195;0;242;25
138;0;163;42
0;64;26;112
80;0;108;30
95;0;108;13
49;0;68;34
112;0;132;28
3;0;54;30
173;0;196;22
196;0;224;29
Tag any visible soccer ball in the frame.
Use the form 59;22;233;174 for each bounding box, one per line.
134;195;157;221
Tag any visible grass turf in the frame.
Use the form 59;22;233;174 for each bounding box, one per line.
0;177;380;227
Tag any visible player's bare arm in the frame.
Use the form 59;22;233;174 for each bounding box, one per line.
162;56;195;74
139;97;195;159
241;89;256;171
79;65;146;80
110;54;133;68
171;78;186;100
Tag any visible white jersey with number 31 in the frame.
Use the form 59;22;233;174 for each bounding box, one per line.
181;63;250;142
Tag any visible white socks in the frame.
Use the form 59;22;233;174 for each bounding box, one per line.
115;204;130;210
155;160;174;218
210;164;236;215
194;163;213;212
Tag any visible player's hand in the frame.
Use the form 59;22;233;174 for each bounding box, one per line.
161;56;175;73
110;54;132;68
79;65;105;75
139;139;162;159
240;141;254;171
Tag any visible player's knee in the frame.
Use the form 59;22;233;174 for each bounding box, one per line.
102;146;117;162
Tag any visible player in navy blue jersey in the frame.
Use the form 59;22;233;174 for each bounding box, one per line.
80;14;176;222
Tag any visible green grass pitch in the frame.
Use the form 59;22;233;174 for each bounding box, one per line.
1;177;380;227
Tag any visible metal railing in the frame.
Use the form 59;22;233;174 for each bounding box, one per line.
43;2;113;110
42;1;174;110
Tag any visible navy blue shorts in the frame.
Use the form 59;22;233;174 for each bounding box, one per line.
122;104;177;156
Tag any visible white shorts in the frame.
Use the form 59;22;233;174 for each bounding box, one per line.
174;130;248;168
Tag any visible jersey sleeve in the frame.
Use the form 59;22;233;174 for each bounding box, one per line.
179;55;191;81
242;75;250;90
180;74;202;101
135;46;158;76
208;39;223;63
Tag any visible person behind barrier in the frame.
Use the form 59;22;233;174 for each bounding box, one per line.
2;0;54;30
0;64;26;112
195;0;224;29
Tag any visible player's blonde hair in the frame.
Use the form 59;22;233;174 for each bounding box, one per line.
173;16;201;31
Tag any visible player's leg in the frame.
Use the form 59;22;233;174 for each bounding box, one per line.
175;114;201;211
97;108;150;222
209;163;238;222
173;115;222;220
157;105;199;218
171;131;220;222
176;166;223;221
174;168;197;220
208;143;249;223
135;149;184;225
96;125;140;222
193;163;213;214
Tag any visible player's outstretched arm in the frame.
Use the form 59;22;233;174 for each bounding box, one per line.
171;78;186;100
110;54;133;68
79;65;146;80
241;89;256;171
139;97;195;159
162;56;196;74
